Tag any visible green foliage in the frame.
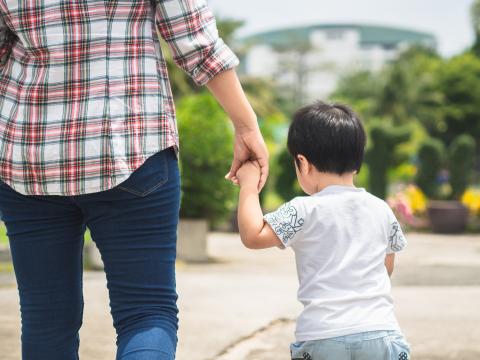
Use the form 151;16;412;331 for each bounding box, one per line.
415;134;476;200
472;0;480;55
365;122;411;199
332;46;443;128
240;77;284;120
176;93;236;224
216;18;245;45
436;54;480;146
331;71;382;119
415;138;445;199
449;134;476;199
274;147;302;201
378;46;443;126
332;47;480;196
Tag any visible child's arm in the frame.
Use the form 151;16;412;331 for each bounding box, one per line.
385;253;395;277
385;209;407;277
236;162;283;249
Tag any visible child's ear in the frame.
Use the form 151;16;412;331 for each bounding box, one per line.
297;155;309;175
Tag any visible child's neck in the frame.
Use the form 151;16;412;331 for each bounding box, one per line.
312;172;355;194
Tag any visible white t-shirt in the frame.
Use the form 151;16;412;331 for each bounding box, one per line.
264;185;407;342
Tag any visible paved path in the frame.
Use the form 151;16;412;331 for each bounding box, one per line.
1;233;480;359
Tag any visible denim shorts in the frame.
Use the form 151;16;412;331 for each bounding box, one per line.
291;330;410;360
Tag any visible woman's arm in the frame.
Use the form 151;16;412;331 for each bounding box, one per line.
206;70;269;190
154;0;269;190
236;162;282;249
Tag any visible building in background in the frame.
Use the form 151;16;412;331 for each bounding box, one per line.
237;24;436;103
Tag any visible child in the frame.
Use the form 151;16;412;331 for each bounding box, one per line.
235;101;410;360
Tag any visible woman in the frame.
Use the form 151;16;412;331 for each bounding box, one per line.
0;0;267;359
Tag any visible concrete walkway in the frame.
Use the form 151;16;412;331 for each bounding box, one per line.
1;233;480;359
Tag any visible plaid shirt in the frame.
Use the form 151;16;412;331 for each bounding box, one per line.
0;0;238;195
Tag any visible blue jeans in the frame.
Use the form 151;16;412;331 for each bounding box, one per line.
0;148;180;360
291;330;411;360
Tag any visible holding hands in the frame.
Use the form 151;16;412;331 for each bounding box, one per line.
226;129;268;191
236;160;262;190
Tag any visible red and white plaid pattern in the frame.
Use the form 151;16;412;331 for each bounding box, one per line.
0;0;238;195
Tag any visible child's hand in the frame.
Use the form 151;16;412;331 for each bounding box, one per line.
236;161;261;189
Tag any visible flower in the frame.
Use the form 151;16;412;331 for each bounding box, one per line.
404;185;427;215
387;184;427;228
462;189;480;214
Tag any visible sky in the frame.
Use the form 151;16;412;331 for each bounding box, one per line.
209;0;475;57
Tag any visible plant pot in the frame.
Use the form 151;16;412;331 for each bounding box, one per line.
177;218;209;262
427;200;469;234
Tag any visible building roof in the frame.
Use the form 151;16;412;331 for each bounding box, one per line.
239;23;436;49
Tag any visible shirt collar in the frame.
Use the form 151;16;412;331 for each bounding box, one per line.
313;184;365;197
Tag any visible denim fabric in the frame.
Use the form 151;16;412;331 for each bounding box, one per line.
291;330;411;360
0;148;180;360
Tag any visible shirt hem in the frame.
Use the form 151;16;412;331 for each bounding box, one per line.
1;136;179;196
295;323;401;342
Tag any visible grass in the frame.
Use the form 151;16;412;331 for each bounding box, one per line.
0;224;7;246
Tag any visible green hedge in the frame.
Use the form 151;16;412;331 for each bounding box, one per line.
176;93;237;224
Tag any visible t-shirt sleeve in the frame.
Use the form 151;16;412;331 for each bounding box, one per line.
386;207;407;254
264;197;306;248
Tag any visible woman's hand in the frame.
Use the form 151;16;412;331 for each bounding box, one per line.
227;128;269;191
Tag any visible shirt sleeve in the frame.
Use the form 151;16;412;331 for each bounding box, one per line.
154;0;239;86
264;198;307;248
386;207;407;254
0;14;14;73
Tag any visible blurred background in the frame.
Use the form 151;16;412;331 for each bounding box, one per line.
1;1;480;359
174;0;480;235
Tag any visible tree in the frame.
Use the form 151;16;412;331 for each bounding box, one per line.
378;46;442;126
436;53;480;147
472;0;480;56
331;71;382;120
332;46;442;127
273;41;331;114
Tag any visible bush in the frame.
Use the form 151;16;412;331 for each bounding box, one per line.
449;134;476;199
176;93;236;224
415;138;445;199
365;122;410;199
274;147;301;201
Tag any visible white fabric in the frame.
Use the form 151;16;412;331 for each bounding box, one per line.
264;185;407;342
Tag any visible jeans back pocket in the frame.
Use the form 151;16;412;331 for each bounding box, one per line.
117;149;170;197
387;332;411;360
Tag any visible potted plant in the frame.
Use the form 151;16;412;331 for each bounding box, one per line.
416;134;476;233
176;93;237;261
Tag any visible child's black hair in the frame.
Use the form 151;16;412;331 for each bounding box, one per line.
287;101;366;175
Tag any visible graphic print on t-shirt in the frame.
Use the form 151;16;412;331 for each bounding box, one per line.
265;201;305;245
389;221;405;252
